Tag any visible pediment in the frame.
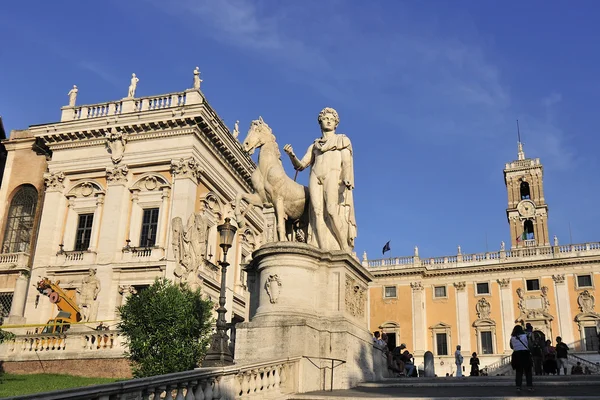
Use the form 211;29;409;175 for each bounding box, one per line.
473;318;496;328
429;322;451;330
575;312;600;322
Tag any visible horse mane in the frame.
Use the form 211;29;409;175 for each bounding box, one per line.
252;118;281;159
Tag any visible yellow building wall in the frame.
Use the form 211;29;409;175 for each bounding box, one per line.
425;285;458;352
369;284;413;347
540;277;560;339
468;282;505;354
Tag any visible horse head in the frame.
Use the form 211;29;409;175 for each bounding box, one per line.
242;116;274;155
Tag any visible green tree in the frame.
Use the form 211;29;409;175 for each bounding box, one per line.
117;278;213;378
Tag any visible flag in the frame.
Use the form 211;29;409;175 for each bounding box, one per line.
517;232;526;242
382;241;391;255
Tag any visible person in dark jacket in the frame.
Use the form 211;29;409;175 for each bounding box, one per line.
510;324;533;392
470;352;480;376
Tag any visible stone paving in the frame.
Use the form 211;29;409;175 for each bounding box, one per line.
289;375;600;399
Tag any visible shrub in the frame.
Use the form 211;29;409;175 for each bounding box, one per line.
117;278;213;378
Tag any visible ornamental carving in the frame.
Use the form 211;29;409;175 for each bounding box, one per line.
345;276;366;318
515;286;553;322
578;290;595;313
171;157;202;181
265;274;282;304
497;278;511;288
106;165;129;184
552;274;565;284
410;281;424;291
105;130;128;164
476;297;491;319
44;171;66;191
171;209;210;288
453;281;466;291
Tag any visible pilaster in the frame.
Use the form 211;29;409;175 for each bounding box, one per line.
552;274;574;344
7;272;29;323
411;281;426;355
497;278;514;352
454;281;471;353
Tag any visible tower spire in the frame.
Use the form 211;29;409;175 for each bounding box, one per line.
517;119;525;160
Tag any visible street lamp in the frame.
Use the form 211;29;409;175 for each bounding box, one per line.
203;217;237;367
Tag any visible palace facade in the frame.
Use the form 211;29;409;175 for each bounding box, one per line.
0;74;265;376
365;143;600;375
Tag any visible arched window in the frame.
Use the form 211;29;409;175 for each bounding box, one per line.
2;186;38;253
520;181;531;200
523;219;535;240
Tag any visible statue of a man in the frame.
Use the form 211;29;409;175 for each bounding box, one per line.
79;268;101;322
283;107;356;252
128;73;139;98
68;85;78;107
233;120;240;138
193;67;202;90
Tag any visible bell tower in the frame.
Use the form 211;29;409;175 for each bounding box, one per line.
504;141;549;248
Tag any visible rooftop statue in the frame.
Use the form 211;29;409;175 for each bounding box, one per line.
193;67;202;90
127;73;139;98
68;85;78;107
235;117;308;242
284;107;356;252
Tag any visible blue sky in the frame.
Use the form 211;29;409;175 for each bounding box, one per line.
1;1;599;259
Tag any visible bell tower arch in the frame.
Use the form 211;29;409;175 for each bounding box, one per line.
504;141;549;248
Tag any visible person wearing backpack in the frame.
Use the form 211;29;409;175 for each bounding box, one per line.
510;325;533;392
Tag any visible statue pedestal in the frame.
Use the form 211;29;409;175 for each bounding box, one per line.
234;242;381;392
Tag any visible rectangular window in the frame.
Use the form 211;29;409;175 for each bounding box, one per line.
577;274;593;288
139;208;160;247
480;331;494;354
436;333;448;355
0;292;13;324
434;286;447;298
476;282;490;295
74;213;94;251
584;327;599;352
384;286;397;298
526;279;540;291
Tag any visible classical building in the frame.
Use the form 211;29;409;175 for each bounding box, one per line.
0;72;265;376
366;142;600;375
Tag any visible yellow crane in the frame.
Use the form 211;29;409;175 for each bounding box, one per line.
36;278;82;334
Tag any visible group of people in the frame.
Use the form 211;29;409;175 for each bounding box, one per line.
373;331;417;377
510;322;580;392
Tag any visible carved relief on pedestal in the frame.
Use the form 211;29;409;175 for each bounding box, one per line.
345;275;366;318
552;274;565;284
44;171;66;192
410;281;424;291
171;209;210;287
105;130;127;164
476;297;491;319
106;165;129;184
264;274;282;304
170;157;202;182
453;281;466;291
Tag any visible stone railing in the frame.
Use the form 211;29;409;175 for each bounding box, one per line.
56;250;97;266
121;247;165;262
16;357;301;400
0;252;29;270
2;330;124;358
367;242;600;272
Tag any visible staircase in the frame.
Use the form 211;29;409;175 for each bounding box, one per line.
289;374;600;399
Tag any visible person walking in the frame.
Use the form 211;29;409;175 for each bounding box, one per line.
555;336;569;375
510;325;533;392
455;345;464;377
470;352;480;376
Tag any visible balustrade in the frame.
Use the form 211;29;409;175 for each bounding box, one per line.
5;331;122;355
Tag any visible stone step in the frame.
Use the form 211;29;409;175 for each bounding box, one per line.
288;376;600;399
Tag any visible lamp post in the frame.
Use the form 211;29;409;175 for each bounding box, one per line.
203;217;237;367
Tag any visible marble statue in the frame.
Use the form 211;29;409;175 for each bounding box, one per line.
284;107;356;252
193;67;202;90
235;117;309;242
500;241;505;251
105;131;127;164
68;85;78;107
414;246;419;257
457;245;462;254
553;235;559;246
78;268;101;322
127;73;139;98
233;120;239;138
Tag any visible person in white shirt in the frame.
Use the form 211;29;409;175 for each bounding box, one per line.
455;345;464;377
510;324;533;392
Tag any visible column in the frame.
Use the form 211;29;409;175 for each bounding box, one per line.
97;166;130;263
411;282;426;356
157;188;171;248
552;274;574;344
7;272;29;324
497;278;514;353
454;281;471;353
